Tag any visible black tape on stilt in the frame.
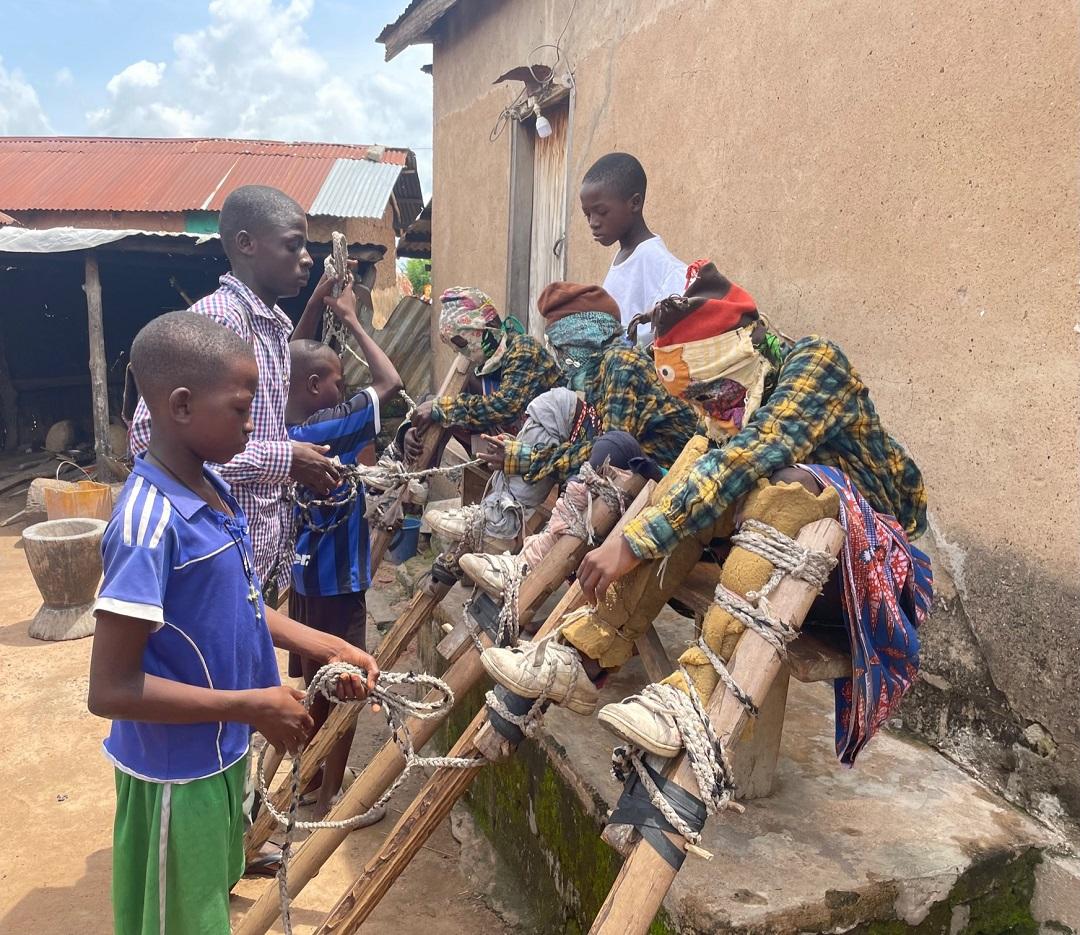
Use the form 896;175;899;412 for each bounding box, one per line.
607;758;707;870
485;684;545;746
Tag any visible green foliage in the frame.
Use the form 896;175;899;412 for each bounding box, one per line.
402;258;431;295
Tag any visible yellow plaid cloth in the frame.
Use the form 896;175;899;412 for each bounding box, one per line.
431;333;561;432
504;345;704;484
623;337;927;559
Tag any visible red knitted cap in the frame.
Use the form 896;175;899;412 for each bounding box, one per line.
652;260;758;347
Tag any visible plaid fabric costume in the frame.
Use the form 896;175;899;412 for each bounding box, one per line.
130;273;294;592
801;464;932;765
503;345;704;485
623;337;927;558
430;333;561;433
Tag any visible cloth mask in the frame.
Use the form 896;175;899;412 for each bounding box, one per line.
653;322;769;441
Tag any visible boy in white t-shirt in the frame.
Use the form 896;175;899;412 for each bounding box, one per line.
580;152;686;345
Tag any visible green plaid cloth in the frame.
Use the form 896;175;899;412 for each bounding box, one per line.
430;333;561;433
624;337;928;559
504;345;704;484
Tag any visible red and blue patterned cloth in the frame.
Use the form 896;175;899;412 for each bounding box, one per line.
802;464;933;766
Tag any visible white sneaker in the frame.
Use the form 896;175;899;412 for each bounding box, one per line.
597;693;682;758
426;507;515;553
481;638;599;715
459;552;526;597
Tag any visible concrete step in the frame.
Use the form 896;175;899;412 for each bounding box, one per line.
418;605;1055;934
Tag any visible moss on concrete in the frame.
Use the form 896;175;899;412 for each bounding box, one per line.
417;618;1039;935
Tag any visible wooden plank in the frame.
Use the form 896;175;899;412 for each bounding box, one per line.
505;120;535;331
587;519;846;935
84;253;116;483
236;473;649;935
787;632;852;683
381;0;460;59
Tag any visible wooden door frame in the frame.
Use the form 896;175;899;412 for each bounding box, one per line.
504;81;575;331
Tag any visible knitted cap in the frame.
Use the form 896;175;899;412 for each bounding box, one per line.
652;260;758;348
537;281;621;327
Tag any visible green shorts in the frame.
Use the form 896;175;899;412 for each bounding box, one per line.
112;755;248;935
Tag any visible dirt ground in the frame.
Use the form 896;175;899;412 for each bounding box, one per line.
0;486;527;934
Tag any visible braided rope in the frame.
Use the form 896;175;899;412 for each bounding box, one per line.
607;518;838;855
495;556;528;647
610;670;736;845
564;462;628;545
258;663;483;934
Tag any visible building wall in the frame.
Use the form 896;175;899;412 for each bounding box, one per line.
427;0;1080;830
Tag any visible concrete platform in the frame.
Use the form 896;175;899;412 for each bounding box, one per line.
418;590;1055;934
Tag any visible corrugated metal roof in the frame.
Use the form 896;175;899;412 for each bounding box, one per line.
397;199;431;258
0;137;419;223
309;159;403;218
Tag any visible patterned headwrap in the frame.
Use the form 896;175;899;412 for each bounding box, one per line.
651;261;776;441
537;281;625;392
438;286;524;376
545;312;625;391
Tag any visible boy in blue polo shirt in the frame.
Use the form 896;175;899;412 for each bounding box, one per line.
286;268;402;819
88;311;380;935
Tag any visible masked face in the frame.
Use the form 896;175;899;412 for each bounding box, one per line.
654;323;769;441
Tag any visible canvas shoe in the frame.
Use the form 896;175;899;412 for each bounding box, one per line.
458;551;526;598
425;506;515;553
597;693;682;758
480;638;599;715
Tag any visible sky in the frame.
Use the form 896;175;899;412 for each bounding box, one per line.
0;0;434;196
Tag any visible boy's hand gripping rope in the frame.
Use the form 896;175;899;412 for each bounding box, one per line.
256;663;484;935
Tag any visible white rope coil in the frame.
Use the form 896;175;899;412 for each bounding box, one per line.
258;663;483;935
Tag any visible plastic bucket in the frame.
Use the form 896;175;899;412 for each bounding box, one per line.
44;480;113;521
387;516;422;565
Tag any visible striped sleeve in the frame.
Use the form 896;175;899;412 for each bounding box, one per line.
288;387;379;460
93;477;176;630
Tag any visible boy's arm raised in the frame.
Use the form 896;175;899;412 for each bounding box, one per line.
325;286;403;406
87;611;313;753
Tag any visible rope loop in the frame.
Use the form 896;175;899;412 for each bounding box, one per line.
258;663;483;934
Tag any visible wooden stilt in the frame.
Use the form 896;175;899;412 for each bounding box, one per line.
587;518;845;935
236;473;648;935
309;482;662;935
369;355;469;576
245;570;456;859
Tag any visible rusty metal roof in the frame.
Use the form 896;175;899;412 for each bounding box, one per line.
0;137;423;229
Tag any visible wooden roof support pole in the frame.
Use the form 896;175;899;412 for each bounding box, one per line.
368;353;470;576
310;482;709;935
84;252;116;482
587;517;846;935
237;473;647;935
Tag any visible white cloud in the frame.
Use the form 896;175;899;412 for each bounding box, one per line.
106;60;167;95
87;0;433;194
54;67;74;87
0;55;51;134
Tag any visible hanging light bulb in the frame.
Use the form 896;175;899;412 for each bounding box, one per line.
533;103;552;139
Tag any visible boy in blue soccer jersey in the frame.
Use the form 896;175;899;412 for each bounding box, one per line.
286;270;403;819
87;311;380;935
